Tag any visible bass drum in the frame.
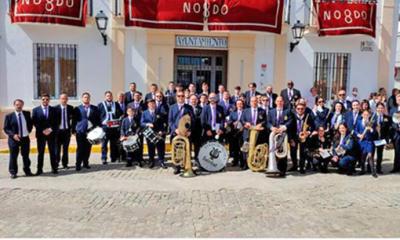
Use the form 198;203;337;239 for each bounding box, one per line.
198;141;228;172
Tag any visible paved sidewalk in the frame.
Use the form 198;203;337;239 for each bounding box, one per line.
0;151;400;237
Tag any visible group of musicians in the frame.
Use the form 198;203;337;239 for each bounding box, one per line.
3;80;400;179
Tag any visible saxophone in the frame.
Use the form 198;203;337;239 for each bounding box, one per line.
246;127;269;172
299;114;310;143
171;114;195;178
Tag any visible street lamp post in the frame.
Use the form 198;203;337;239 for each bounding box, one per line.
290;20;306;52
95;10;108;46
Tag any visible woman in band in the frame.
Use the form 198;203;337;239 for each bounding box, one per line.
308;126;331;173
120;106;142;167
327;102;346;138
312;97;330;129
360;99;371;112
331;123;356;175
355;110;377;177
373;102;391;174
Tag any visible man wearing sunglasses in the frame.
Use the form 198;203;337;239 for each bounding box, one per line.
288;101;316;174
168;91;194;174
280;81;302;110
334;89;352;111
32;93;58;175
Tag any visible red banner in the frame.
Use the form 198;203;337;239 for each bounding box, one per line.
313;0;376;37
10;0;88;27
124;0;283;33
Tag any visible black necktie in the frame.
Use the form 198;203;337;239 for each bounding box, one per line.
18;113;23;137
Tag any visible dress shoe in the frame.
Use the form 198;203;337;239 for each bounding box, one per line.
278;172;286;178
102;161;108;165
148;162;155;169
83;165;91;169
10;174;17;179
346;172;353;176
52;169;58;174
288;166;297;172
25;171;34;177
62;166;69;170
358;170;366;175
138;162;143;168
76;166;81;171
125;163;133;167
390;169;399;174
299;169;306;174
35;170;43;176
231;161;238;167
160;162;168;169
240;165;248;170
111;159;117;163
377;170;383;174
372;173;378;178
174;166;181;175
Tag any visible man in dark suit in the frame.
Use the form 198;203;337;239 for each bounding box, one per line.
387;88;399;114
120;106;142;167
288;101;316;174
280;81;301;110
334;89;352;111
165;81;177;106
144;83;158;104
219;91;234;116
240;96;267;170
72;92;101;171
98;91;123;165
127;91;145;162
117;92;127;117
244;82;260;106
227;99;245;167
231;86;241;104
189;94;203;164
390;94;400;173
168;91;194;174
345;100;362;132
124;82;137;105
3;99;34;179
32;93;59;175
54;93;74;169
216;84;226;103
141;99;168;169
201;93;226;142
264;85;278;109
266;96;293;177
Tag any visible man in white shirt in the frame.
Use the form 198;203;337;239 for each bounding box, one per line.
3;99;34;179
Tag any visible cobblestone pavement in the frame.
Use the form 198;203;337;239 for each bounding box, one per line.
0;153;400;237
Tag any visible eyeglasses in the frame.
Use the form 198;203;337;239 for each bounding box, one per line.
338;94;345;96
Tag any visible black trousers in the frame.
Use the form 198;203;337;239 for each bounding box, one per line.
393;137;400;171
101;128;120;162
76;133;92;168
8;137;31;175
191;134;201;164
277;157;288;174
289;141;307;170
375;145;384;171
56;130;71;167
230;133;243;166
147;138;165;164
37;134;57;171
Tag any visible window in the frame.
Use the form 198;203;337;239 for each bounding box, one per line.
314;52;351;101
33;43;78;99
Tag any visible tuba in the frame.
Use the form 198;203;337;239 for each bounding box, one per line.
246;127;269;172
266;130;288;176
171;114;195;178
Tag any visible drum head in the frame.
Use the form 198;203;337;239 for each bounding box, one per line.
198;142;228;172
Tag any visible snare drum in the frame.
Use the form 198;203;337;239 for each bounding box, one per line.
87;127;106;145
142;127;162;144
123;135;140;153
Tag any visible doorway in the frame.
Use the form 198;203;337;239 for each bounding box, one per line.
174;49;228;93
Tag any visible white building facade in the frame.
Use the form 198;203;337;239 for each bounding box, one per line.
0;0;399;138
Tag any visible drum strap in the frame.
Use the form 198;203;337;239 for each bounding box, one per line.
102;101;116;123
